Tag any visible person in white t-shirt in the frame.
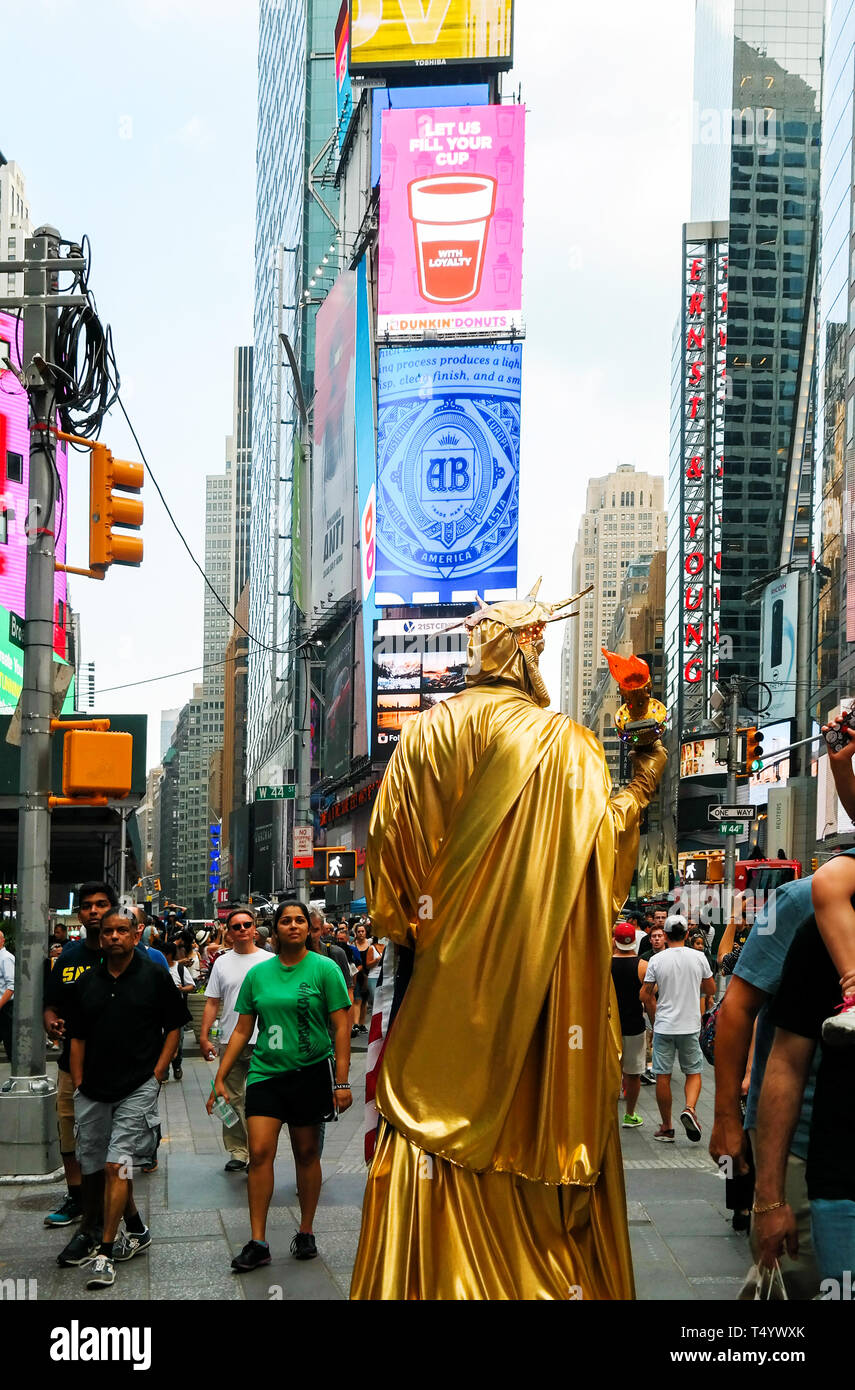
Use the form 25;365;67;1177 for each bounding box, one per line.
200;907;267;1172
640;918;715;1145
163;937;195;1081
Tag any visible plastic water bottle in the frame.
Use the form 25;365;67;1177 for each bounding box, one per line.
210;1083;240;1128
210;1019;220;1043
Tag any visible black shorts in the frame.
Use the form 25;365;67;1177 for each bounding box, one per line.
244;1058;335;1127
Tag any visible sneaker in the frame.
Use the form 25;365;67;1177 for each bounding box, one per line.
113;1227;151;1261
653;1126;675;1143
290;1231;318;1260
821;996;855;1046
83;1253;115;1289
639;1070;655;1086
172;1067;183;1080
224;1158;248;1173
57;1229;99;1267
351;1025;360;1038
680;1106;702;1142
621;1113;644;1127
231;1240;271;1272
44;1194;82;1228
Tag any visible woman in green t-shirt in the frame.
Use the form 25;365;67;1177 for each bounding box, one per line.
208;900;352;1272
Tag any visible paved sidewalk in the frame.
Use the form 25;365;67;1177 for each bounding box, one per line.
0;1035;754;1301
0;1033;369;1302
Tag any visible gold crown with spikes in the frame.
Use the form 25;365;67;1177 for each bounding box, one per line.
435;578;595;639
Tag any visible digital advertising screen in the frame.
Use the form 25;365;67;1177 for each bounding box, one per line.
348;0;514;73
377;103;525;339
324;623;354;781
355;259;380;752
312;273;357;607
335;1;354;148
759;571;798;724
0;310;69;657
371;83;489;187
372;617;468;762
375;342;521;605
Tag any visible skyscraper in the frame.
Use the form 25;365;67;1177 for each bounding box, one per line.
226;346;253;608
813;0;855;849
248;0;340;799
0;159;31;300
561;466;665;730
721;6;822;680
664;0;823;863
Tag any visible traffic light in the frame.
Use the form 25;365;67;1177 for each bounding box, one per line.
745;727;765;773
311;848;357;883
89;443;144;571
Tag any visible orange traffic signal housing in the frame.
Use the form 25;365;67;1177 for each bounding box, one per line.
62;729;133;799
89;443;144;571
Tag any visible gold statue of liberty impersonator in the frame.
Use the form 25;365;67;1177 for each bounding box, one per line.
350;581;667;1301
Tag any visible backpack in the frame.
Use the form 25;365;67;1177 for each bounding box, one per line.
699;997;723;1064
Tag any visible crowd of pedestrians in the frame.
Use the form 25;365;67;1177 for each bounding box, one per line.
30;890;380;1289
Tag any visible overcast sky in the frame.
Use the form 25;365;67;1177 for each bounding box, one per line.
1;0;694;766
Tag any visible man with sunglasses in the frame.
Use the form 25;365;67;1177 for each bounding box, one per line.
200;906;266;1172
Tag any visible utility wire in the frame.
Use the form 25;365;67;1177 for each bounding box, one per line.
110;383;307;661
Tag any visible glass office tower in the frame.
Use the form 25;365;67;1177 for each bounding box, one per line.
719;2;823;681
813;0;855;768
248;0;340;795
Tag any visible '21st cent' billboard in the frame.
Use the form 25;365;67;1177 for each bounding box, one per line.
378;104;525;339
375;343;521;606
348;0;514;72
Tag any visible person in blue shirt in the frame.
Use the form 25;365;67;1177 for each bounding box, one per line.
710;875;821;1298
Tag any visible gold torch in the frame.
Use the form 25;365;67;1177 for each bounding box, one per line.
601;648;667;748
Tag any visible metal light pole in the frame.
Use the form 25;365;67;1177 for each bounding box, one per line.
723;675;742;927
0;229;68;1174
280;332;313;902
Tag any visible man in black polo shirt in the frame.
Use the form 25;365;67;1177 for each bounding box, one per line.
67;912;189;1290
43;880;117;1247
754;918;855;1288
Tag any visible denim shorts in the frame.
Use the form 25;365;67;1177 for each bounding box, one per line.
810;1198;855;1283
651;1031;704;1076
73;1076;161;1176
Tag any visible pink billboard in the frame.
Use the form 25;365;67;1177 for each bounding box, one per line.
377;104;525;339
0;311;69;656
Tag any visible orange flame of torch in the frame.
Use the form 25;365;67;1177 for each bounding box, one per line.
601;648;651;692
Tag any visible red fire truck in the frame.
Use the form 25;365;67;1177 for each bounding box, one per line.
734;858;802;894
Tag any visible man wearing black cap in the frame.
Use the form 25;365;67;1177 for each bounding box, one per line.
611;921;648;1128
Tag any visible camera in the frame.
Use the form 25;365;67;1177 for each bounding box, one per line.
824;711;855;753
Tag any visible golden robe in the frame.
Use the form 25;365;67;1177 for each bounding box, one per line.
350;622;666;1301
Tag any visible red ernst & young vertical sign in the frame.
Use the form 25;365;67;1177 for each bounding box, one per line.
681;230;727;716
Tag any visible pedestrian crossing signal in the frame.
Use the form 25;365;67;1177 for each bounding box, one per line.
311;848;357;883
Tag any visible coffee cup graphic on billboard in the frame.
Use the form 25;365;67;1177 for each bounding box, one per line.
378;104;525;339
408;174;497;304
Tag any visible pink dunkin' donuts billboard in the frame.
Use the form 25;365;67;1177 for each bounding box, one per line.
378;104;525;339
